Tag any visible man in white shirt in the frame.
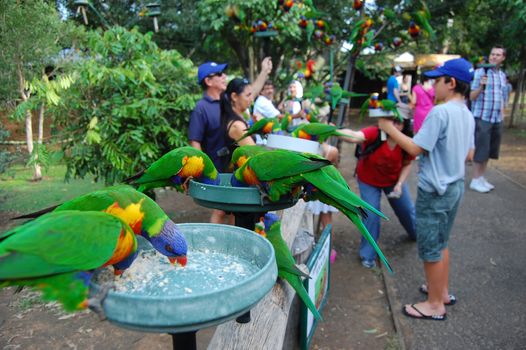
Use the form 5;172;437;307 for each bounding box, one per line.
253;80;281;120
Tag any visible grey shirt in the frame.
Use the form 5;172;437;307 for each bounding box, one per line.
413;100;475;195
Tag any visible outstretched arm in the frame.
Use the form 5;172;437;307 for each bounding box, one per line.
338;128;366;143
378;118;424;157
251;57;273;99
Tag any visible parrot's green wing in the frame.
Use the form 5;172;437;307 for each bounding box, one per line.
266;221;322;320
236;118;274;142
245;150;331;181
0;211;134;279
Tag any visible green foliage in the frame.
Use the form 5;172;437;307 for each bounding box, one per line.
0;127;16;174
51;26;200;184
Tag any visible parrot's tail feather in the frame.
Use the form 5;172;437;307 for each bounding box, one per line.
123;170;145;184
10;205;59;221
286;276;323;321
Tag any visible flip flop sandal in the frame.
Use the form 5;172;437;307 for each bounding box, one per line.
402;304;447;321
419;285;457;305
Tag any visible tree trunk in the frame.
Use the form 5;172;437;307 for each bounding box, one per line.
17;61;42;181
509;67;525;128
38;104;45;144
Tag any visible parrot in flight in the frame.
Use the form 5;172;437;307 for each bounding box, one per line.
231;150;392;272
0;211;137;312
291;123;355;143
259;213;322;320
125;146;220;193
12;185;188;269
236;118;282;142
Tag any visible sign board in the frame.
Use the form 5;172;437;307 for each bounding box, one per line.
300;225;332;350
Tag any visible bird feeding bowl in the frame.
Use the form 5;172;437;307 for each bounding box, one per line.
188;173;297;213
89;223;277;333
368;109;394;118
266;134;322;155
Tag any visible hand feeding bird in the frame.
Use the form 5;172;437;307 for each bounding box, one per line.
124;146;220;193
12;185;188;268
0;211;137;312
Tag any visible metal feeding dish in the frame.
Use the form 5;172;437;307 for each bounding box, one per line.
266;134;322;155
368;109;394;118
188;173;297;212
90;223;277;333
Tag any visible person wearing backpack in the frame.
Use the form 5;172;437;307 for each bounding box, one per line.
339;119;416;269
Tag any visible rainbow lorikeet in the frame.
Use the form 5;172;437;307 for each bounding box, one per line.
13;185;188;268
231;150;392;272
125;146;220;193
0;211;137;312
359;97;402;121
229;145;268;172
237;117;282;143
259;213;322;320
291;123;353;143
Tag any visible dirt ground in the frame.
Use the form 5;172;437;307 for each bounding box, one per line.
1;123;525;350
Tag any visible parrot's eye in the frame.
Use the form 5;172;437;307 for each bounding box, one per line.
165;244;174;253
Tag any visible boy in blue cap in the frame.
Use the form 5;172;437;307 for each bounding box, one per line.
378;58;475;321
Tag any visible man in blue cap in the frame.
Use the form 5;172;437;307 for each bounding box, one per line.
378;58;475;321
188;58;272;224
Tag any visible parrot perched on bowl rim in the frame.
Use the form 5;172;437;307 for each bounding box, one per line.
125;146;220;193
0;210;137;311
236;117;281;143
12;185;188;269
232;150;392;272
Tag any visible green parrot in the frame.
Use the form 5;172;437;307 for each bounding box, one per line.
413;1;435;40
303;84;326;103
0;211;137;311
236;118;282;143
326;82;368;109
13;185;188;269
230;145;268;171
360;98;403;121
125;146;220;193
260;213;322;320
291;123;356;143
231;150;392;272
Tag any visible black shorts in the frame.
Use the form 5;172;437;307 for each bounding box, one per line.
474;119;502;162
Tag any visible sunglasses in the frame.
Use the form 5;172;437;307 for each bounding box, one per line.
207;71;225;79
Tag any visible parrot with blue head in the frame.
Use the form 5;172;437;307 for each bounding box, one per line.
259;213;322;320
125;146;220;193
13;185;188;268
0;211;137;311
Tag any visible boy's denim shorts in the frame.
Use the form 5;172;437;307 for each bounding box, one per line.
416;180;465;262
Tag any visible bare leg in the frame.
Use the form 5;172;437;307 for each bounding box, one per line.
473;161;487;178
404;254;447;317
210;209;226;224
319;212;333;233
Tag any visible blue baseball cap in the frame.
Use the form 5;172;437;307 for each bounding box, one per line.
197;62;228;84
424;58;474;83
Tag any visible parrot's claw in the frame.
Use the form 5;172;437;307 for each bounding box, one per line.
182;176;194;195
88;282;114;321
256;186;271;206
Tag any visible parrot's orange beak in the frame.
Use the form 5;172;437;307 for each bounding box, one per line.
113;269;124;276
169;255;187;267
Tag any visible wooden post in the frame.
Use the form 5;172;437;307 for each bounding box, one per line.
208;200;312;350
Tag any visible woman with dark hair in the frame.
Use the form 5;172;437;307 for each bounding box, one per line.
217;78;258;169
411;73;435;134
339;118;416;269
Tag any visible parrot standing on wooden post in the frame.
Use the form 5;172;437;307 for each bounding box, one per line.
0;211;137;312
259;213;322;320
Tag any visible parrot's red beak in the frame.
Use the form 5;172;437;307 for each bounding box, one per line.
113;269;124;276
169;255;187;267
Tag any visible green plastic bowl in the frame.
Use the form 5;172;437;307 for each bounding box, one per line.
188;173;297;212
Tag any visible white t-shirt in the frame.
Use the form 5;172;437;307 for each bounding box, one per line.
253;96;280;119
